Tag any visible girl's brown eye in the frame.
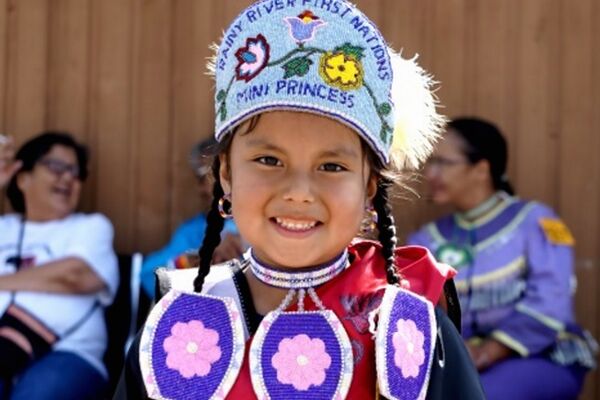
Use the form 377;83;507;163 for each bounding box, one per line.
320;163;345;172
255;156;281;166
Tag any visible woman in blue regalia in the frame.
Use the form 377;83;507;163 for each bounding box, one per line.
409;117;596;399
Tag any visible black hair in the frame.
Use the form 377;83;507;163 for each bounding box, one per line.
193;156;225;292
447;118;514;195
6;131;89;213
372;178;400;285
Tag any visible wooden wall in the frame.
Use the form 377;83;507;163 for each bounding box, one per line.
0;0;598;396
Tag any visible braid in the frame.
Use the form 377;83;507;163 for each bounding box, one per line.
194;158;226;292
372;179;400;285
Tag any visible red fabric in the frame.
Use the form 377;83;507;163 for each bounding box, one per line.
226;240;454;399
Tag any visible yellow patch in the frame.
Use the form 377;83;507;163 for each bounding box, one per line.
539;218;575;246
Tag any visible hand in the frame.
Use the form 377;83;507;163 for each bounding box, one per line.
212;233;244;264
467;338;513;371
0;135;22;188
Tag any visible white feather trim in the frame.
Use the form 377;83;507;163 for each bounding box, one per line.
389;51;446;170
206;42;220;78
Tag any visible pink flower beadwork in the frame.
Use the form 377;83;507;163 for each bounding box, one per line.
392;318;426;378
235;35;270;82
163;320;222;379
271;334;332;391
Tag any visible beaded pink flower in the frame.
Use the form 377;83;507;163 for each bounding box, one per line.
235;35;270;82
271;334;332;391
163;320;222;379
392;318;425;378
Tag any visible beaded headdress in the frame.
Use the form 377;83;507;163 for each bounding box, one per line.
208;0;444;168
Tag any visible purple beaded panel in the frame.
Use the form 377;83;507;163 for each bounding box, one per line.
376;285;437;400
139;290;245;400
250;310;353;400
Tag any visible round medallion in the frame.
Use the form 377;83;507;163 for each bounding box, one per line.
140;290;245;400
249;310;353;399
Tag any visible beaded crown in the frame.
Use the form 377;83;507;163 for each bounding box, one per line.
209;0;444;168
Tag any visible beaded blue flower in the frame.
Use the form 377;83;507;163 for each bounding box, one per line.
284;10;326;45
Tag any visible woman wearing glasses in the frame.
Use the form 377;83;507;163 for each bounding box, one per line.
409;118;595;400
0;132;118;400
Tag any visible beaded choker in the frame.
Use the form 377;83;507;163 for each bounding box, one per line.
246;248;349;289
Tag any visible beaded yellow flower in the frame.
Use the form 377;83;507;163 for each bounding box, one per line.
319;52;364;90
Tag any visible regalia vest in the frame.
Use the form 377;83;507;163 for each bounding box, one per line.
139;240;454;400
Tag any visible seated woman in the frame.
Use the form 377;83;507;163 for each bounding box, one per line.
0;132;118;400
409;118;596;399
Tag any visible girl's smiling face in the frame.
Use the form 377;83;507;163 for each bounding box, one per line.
220;111;377;268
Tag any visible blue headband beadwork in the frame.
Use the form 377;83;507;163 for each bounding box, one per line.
211;0;444;168
212;0;397;164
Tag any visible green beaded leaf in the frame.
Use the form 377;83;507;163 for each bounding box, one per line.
334;43;366;60
219;105;227;122
380;123;393;143
378;102;392;116
216;90;226;102
282;56;313;79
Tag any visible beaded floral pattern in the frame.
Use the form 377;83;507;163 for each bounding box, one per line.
140;290;245;400
216;9;392;143
234;34;270;83
250;310;354;399
272;334;332;390
376;285;437;400
392;319;425;378
319;52;364;90
163;320;222;379
284;10;326;44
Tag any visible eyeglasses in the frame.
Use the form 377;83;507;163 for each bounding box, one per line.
38;158;81;179
425;156;469;169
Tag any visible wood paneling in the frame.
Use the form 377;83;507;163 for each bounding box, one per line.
0;1;598;396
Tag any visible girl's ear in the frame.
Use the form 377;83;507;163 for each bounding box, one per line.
367;174;378;201
219;153;232;194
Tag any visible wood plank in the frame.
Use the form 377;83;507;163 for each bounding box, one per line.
87;0;136;253
377;0;431;61
168;0;217;234
46;0;90;136
558;0;598;398
470;0;522;185
0;0;7;133
0;0;8;212
513;0;561;205
46;0;93;211
3;0;48;139
428;0;468;116
132;0;172;253
593;1;600;397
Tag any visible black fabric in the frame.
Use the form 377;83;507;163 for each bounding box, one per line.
425;307;486;399
0;305;57;379
230;262;262;335
443;279;462;333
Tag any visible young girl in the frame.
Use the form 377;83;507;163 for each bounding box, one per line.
116;1;484;399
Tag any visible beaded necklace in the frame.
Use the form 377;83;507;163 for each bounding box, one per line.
246;248;355;399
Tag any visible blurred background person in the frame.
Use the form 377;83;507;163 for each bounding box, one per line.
139;138;243;299
409;118;596;400
0;132;118;400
